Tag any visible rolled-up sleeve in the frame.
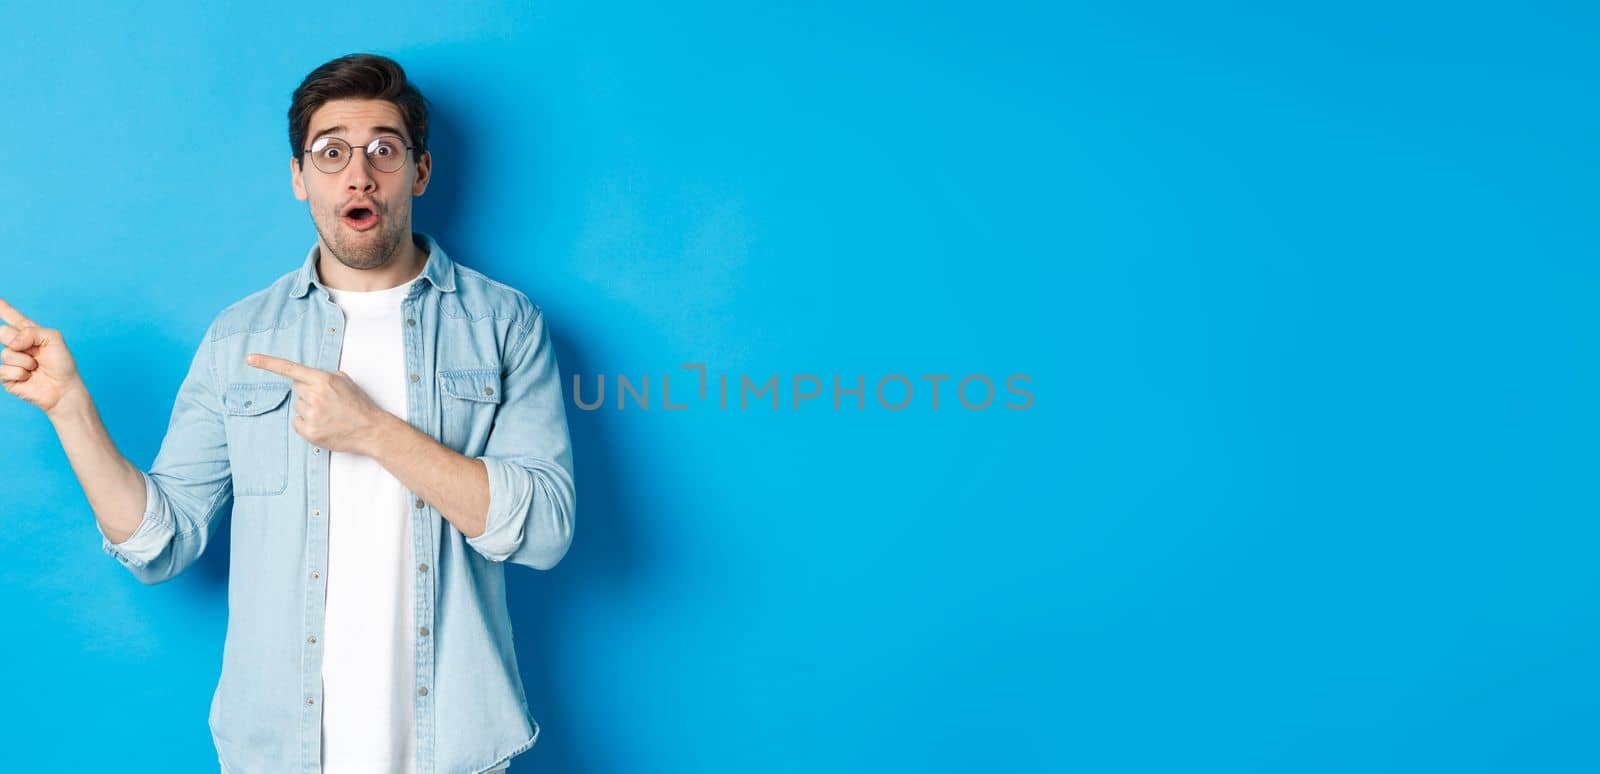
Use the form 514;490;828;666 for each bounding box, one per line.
97;470;176;569
467;308;576;570
98;323;233;584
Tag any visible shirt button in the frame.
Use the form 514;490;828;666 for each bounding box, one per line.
418;563;429;573
306;697;315;706
419;626;430;637
312;509;321;517
311;570;320;580
414;498;424;509
418;686;428;697
243;400;253;407
410;374;419;383
314;448;322;455
483;387;494;396
328;327;337;334
406;318;416;327
308;635;318;644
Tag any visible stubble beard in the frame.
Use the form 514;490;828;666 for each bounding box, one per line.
313;206;409;271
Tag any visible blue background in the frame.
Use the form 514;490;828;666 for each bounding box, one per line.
1;1;1595;771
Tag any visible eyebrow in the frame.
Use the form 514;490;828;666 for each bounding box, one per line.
309;124;409;144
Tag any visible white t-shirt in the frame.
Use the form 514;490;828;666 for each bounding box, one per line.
320;277;418;774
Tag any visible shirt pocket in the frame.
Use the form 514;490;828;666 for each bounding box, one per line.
438;367;503;455
222;381;293;496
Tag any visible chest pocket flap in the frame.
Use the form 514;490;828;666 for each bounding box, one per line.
222;382;293;415
439;368;503;404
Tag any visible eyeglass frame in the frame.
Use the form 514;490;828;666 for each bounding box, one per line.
299;134;420;174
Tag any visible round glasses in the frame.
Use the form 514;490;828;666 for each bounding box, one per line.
302;135;417;174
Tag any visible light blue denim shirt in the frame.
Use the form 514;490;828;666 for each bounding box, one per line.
96;232;576;773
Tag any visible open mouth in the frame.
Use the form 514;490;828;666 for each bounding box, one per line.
342;207;379;231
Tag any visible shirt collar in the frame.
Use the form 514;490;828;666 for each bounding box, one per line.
290;231;457;298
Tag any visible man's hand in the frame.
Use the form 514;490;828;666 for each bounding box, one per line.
0;298;86;418
246;353;395;457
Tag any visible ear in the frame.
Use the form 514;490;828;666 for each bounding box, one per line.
411;149;432;197
290;156;307;201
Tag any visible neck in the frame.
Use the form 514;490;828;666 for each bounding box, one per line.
317;232;427;292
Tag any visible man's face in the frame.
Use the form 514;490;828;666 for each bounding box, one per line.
290;98;432;271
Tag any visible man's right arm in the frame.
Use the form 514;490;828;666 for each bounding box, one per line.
2;300;233;584
77;325;234;584
47;385;150;547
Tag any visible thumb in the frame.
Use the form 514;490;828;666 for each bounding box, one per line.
7;326;40;350
11;326;48;351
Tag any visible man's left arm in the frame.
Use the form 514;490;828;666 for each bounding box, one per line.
369;310;576;570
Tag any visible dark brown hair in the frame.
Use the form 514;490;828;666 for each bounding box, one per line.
288;53;430;168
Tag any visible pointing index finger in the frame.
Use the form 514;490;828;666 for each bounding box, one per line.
0;298;38;328
246;353;320;382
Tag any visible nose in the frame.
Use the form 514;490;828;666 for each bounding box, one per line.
342;149;377;193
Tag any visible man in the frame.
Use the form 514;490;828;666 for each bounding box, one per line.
0;53;575;773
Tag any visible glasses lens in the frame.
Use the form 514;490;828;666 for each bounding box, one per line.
309;137;350;174
368;137;407;173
